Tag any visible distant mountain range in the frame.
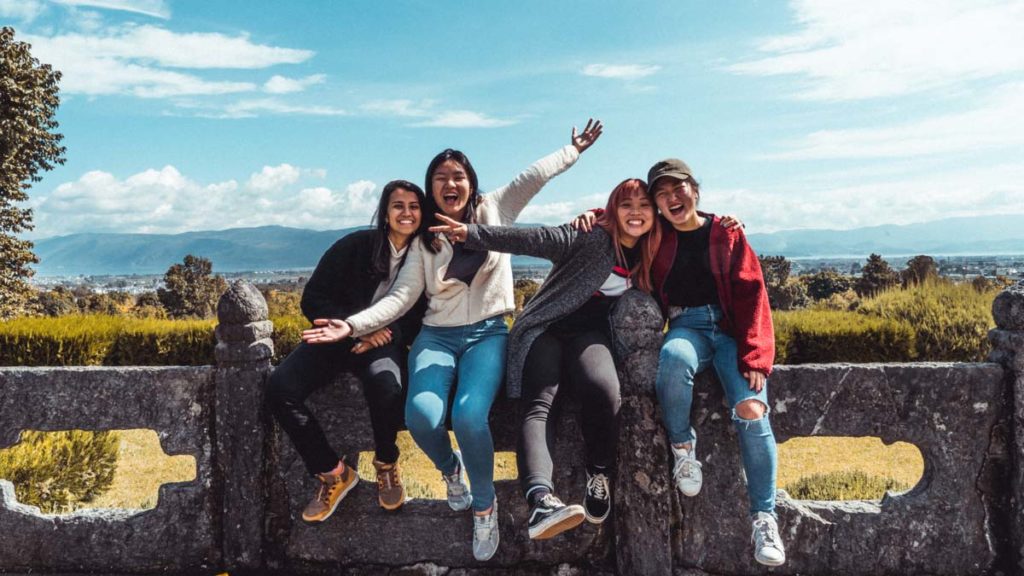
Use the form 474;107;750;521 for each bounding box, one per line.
31;214;1024;276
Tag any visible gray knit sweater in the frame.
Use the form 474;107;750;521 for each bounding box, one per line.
464;222;623;398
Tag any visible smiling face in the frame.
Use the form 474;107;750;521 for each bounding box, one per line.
615;191;655;248
386;187;421;243
430;159;473;220
652;176;700;230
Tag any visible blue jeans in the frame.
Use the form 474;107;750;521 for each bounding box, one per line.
405;315;507;512
655;305;777;515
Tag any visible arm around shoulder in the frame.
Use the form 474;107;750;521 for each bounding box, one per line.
465;222;578;264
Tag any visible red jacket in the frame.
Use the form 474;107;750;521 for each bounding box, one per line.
651;213;775;376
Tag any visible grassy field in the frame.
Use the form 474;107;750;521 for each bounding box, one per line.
0;430;923;512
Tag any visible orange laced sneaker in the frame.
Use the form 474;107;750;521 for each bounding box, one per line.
301;462;358;523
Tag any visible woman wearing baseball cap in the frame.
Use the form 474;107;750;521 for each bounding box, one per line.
646;158;785;567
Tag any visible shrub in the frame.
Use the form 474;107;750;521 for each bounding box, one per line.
0;315;215;366
857;280;996;361
773;309;915;364
0;430;120;513
784;469;910;500
270;314;307;363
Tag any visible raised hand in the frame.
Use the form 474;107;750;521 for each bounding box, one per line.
428;213;469;243
569;210;599;232
571;119;603;154
301;318;352;344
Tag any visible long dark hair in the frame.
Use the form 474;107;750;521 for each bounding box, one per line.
422;148;481;253
369;179;427;281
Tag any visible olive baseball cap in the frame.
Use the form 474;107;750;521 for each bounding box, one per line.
647;158;693;189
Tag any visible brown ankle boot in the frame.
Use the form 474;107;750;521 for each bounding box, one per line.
301;462;358;522
373;459;405;511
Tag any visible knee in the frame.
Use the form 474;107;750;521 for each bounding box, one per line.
735;399;767;421
405;395;445;434
452;404;490;439
658;342;699;381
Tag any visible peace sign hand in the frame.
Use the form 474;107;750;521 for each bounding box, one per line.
571;118;603;154
428;213;469;243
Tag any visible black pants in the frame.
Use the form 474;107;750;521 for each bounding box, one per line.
518;329;621;496
266;338;406;475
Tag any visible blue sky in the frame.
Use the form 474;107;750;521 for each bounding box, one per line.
4;0;1023;239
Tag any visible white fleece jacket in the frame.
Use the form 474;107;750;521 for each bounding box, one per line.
345;144;580;336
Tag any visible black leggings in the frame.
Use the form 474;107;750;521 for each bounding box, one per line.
518;329;621;496
266;339;406;475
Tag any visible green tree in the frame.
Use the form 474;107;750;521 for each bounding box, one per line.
0;27;66;319
513;278;541;313
34;286;77;316
804;269;854;301
157;255;228;318
855;253;900;297
901;255;938;287
759;255;807;310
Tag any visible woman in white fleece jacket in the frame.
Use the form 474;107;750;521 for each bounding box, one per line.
301;120;602;561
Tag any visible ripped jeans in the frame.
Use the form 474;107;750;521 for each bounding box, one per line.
654;304;777;515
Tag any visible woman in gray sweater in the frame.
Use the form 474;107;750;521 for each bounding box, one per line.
431;178;660;540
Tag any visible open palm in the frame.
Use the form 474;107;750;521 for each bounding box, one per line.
572;119;603;154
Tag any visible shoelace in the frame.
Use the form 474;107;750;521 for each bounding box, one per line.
316;475;339;505
672;453;702;480
539;494;565;509
587;474;609;500
377;465;401;490
753;517;781;548
474;510;497;539
444;466;467;495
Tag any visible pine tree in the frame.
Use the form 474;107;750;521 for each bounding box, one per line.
855;253;900;297
0;27;66;318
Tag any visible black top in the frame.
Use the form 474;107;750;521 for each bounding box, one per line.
664;219;720;308
548;242;641;336
302;229;427;343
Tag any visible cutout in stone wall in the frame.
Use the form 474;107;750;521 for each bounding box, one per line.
357;431;518;500
0;428;196;515
777;436;923;500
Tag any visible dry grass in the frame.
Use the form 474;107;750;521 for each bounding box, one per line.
77;429;196;511
20;432;920;511
357;431;517;500
777;436;923;491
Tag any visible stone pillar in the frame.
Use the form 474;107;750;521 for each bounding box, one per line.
611;290;673;576
214;280;274;571
990;280;1024;575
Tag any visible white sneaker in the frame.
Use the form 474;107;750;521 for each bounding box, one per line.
751;511;786;567
671;429;702;497
442;450;472;511
472;500;500;561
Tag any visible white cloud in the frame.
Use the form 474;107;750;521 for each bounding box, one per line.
21;24;315;99
52;0;170;19
582;63;661;80
412;110;517;128
361;99;516;128
28;25;313;70
33;166;380;236
706;162;1024;233
728;0;1024;100
0;0;46;21
763;80;1024;160
246;164;302;192
210;98;348;119
263;73;326;94
360;99;435;117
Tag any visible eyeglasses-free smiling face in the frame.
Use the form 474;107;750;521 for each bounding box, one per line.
652;176;699;228
386;187;421;241
615;192;655;247
431;159;473;220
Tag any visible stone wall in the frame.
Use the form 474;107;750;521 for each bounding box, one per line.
0;280;1020;575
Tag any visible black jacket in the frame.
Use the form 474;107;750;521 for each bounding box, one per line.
301;229;427;344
